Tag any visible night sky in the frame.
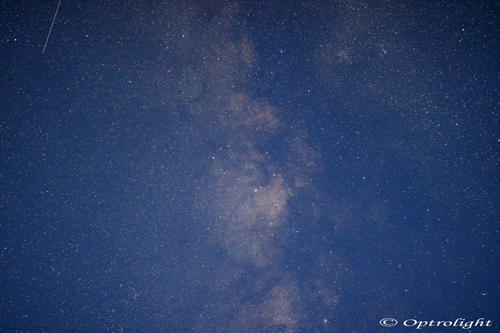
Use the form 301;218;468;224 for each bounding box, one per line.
1;0;499;332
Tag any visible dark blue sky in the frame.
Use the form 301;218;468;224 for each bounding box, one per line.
1;0;498;332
